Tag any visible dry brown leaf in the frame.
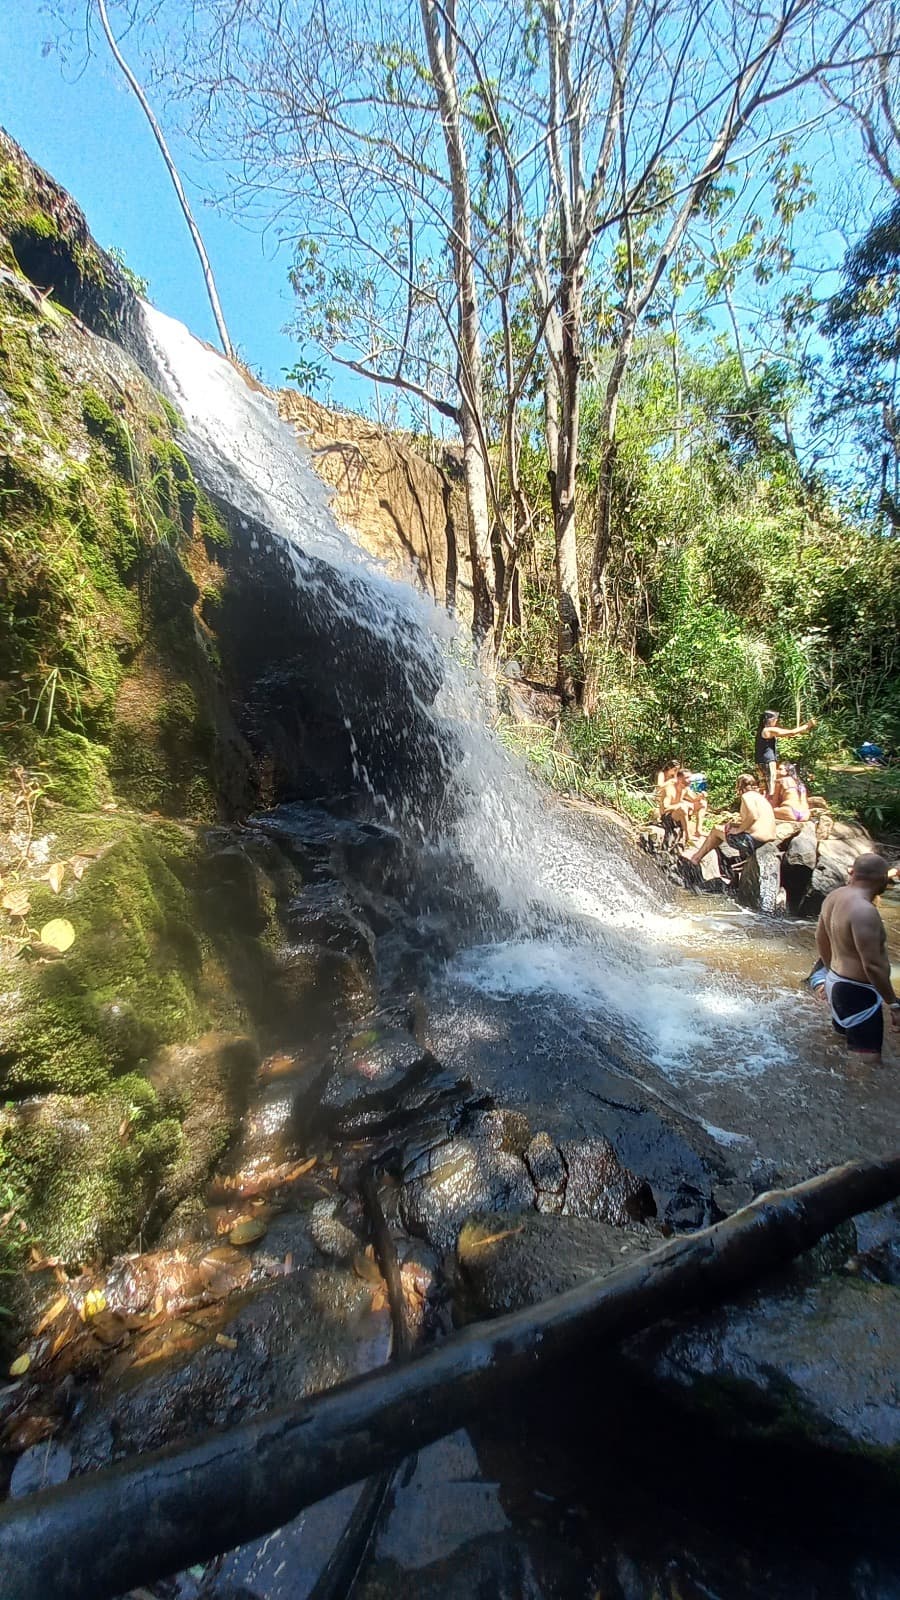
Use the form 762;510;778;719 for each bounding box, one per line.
101;801;118;812
34;1295;70;1337
2;888;31;918
27;941;65;961
46;862;66;894
47;1324;75;1362
215;1333;238;1350
69;856;88;880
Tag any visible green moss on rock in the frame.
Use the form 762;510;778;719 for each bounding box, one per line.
82;386;134;477
0;823;206;1098
0;1083;182;1264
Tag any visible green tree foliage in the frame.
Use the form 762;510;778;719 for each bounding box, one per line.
506;337;900;801
822;197;900;527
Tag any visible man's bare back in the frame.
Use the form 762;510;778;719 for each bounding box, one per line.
737;789;776;842
817;884;890;990
815;854;899;1057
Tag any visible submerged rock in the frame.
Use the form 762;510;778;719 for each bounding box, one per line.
525;1132;567;1215
68;1266;391;1469
456;1210;656;1318
627;1274;900;1467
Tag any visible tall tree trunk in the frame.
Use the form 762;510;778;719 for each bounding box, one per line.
419;0;495;651
555;268;585;704
95;0;234;360
588;318;635;651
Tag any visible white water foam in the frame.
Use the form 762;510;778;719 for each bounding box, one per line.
445;938;796;1079
137;300;810;1084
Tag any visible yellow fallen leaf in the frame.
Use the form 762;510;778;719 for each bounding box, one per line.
9;1353;31;1377
82;1288;107;1319
215;1332;238;1350
39;918;76;953
46;861;66;894
2;888;30;918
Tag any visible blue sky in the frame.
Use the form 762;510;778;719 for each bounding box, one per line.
0;5;329;393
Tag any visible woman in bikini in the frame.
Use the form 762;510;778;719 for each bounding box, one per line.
773;761;810;823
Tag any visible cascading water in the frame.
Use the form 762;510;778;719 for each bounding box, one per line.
139;301;806;1106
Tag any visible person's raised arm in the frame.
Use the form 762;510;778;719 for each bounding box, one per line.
770;720;816;738
852;908;898;1008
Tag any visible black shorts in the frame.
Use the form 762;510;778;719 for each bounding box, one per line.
723;830;759;861
830;979;884;1053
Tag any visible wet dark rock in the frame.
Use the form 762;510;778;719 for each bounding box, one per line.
308;1198;363;1262
68;1267;392;1470
268;944;374;1034
525;1132;567;1215
284;882;376;964
319;1028;436;1128
626;1274;900;1467
663;1181;712;1232
400;1136;535;1254
456;1210;656;1319
560;1137;656;1225
464;1107;532;1157
335;1067;473;1141
780;823;819;913
9;1440;72;1499
733;840;781;914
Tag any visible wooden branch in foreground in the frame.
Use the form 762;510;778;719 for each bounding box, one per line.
1;1156;898;1600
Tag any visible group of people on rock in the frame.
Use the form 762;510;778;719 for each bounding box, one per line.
655;709;900;1062
655;708;817;867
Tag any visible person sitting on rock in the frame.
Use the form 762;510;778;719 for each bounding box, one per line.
656;759;679;817
657;765;700;846
773;761;810;823
688;774;776;868
755;710;816;796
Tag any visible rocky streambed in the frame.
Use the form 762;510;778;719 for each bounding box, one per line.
2;797;899;1600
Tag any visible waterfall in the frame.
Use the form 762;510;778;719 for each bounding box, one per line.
138;301;800;1088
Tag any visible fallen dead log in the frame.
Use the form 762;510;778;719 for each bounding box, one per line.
1;1155;898;1600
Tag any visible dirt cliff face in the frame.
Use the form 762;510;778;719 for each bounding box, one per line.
278;390;471;624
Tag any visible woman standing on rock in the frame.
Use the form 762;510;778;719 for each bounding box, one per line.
755;710;816;796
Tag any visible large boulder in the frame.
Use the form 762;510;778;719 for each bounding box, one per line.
780;822;818;913
454;1210;900;1473
627;1274;900;1468
798;819;882;917
733;840;781;914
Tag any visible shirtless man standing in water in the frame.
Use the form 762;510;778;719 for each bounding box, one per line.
815;853;900;1059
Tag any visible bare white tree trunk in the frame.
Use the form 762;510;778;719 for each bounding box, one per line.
419;0;495;647
95;0;234;360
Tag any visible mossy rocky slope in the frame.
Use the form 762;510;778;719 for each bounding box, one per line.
0;130;272;1306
